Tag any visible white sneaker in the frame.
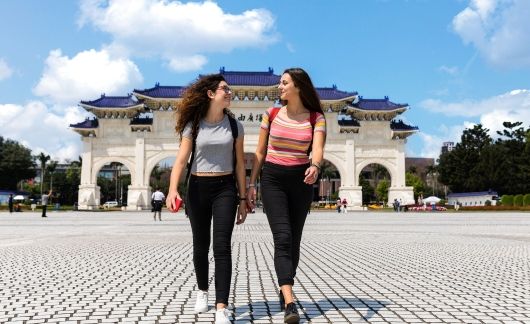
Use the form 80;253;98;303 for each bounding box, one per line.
215;308;231;324
194;290;208;313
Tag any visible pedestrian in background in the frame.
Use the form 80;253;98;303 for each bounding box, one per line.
151;188;165;221
8;194;14;213
41;190;52;218
247;67;326;323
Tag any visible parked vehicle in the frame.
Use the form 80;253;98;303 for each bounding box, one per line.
102;201;119;208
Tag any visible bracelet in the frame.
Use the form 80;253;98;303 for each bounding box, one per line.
248;184;256;187
310;163;321;171
239;197;247;201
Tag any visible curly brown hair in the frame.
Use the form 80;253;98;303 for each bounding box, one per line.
175;74;230;140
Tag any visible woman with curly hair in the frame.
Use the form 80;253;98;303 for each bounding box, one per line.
247;68;326;323
166;73;247;324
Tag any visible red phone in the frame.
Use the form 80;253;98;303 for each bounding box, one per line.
173;197;183;213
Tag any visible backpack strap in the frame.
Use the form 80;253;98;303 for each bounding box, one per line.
267;107;318;156
227;115;238;174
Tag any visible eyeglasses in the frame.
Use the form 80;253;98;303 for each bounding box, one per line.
216;86;232;94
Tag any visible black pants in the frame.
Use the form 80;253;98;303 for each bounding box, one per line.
41;205;47;217
186;174;238;305
261;162;313;286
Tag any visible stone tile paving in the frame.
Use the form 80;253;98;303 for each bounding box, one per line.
0;211;528;323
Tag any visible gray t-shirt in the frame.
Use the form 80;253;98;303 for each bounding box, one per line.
182;115;244;173
42;194;49;205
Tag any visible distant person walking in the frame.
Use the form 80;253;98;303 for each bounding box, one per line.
341;198;348;214
336;198;341;213
41;190;52;218
8;194;14;213
151;188;165;221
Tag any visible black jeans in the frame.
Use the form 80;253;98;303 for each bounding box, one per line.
186;174;238;304
261;162;313;286
41;205;47;217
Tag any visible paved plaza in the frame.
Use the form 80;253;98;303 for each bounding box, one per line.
0;210;529;323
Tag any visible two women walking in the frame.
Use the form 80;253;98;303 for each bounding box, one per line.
166;68;326;324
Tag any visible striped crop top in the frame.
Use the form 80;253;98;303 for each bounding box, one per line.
260;107;326;166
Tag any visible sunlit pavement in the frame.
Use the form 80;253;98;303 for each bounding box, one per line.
1;210;529;323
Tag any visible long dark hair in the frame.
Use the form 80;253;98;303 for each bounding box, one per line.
281;68;323;114
175;74;228;140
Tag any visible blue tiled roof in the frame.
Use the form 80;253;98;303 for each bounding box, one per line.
353;96;408;111
70;118;98;128
134;83;186;98
447;191;498;198
217;67;280;86
80;94;140;108
317;85;358;100
391;119;419;131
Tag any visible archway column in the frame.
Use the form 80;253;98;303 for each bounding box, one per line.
127;135;150;210
338;140;363;210
388;187;415;205
78;184;100;210
78;137;100;210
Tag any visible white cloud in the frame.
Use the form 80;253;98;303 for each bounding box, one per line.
168;55;207;72
78;0;276;72
438;65;459;75
0;101;91;162
417;89;530;158
33;49;143;104
420;89;530;118
452;0;530;68
0;58;13;81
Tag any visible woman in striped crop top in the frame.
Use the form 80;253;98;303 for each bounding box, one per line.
246;68;326;323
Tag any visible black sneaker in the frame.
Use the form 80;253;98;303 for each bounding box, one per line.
284;302;300;323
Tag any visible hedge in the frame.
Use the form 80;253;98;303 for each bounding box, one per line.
524;194;530;206
501;195;514;206
514;194;524;207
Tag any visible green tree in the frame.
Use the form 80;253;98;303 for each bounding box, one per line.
0;136;36;190
375;179;389;204
37;152;50;195
406;172;425;203
438;124;492;192
359;177;374;205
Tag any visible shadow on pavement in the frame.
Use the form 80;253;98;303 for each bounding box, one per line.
234;297;389;322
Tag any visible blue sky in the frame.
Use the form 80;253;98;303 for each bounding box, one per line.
1;0;529;161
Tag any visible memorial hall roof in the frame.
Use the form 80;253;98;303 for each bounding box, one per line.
133;84;186;98
80;94;141;108
317;85;357;100
217;67;280;86
390;120;419;131
69;118;98;129
447;191;498;198
352;96;408;111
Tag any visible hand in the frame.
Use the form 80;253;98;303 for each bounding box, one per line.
166;190;181;212
303;165;319;184
246;187;256;211
236;202;247;225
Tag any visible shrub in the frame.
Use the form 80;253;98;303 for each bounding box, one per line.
485;200;492;206
501;195;513;206
514;194;524;207
439;199;446;205
523;194;530;207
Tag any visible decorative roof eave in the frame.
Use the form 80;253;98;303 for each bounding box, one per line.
71;128;97;137
347;106;408;114
130;125;152;132
79;105;145;118
391;129;418;139
132;92;183;101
